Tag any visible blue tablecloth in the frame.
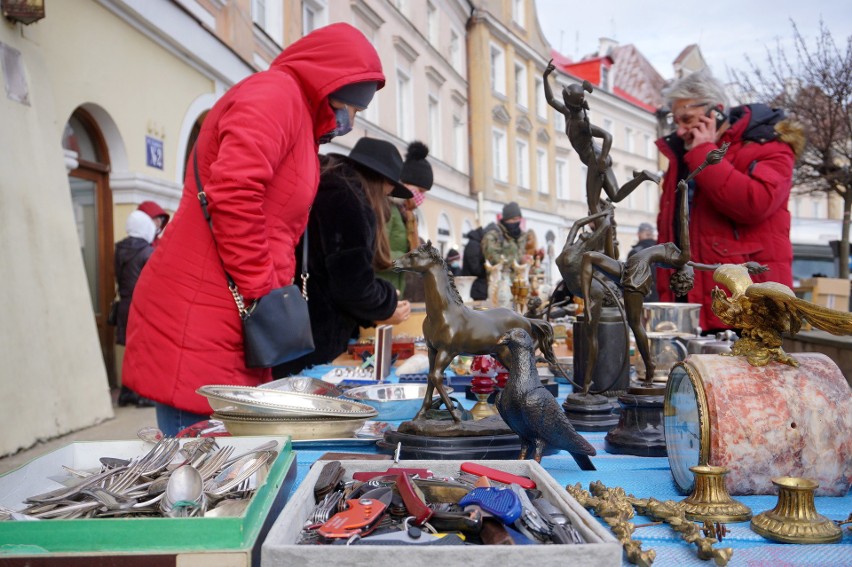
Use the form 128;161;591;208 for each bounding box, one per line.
292;364;851;566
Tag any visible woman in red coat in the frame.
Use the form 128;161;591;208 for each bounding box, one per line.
123;23;385;435
655;70;804;332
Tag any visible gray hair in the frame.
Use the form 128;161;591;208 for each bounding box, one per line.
663;69;728;108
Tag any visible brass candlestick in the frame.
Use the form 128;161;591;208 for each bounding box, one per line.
751;477;842;544
679;465;751;523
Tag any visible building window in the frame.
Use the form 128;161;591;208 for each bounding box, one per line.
302;0;327;34
397;71;413;141
600;65;610;91
450;30;462;72
453;114;465;171
514;61;528;109
535;148;550;195
535;77;546;119
537;148;548;194
252;0;283;45
512;0;525;28
492;128;508;182
490;43;506;96
603;118;614;136
516;139;529;188
428;94;441;159
427;2;438;45
625;127;634;153
645;134;654;159
555;158;568;199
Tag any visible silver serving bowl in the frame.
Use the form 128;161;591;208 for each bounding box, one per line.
259;376;343;398
211;412;370;439
197;385;377;418
343;384;453;421
642;302;702;334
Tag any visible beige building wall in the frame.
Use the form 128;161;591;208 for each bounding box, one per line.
319;0;474;253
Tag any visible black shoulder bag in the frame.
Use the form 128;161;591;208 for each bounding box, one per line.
194;151;314;368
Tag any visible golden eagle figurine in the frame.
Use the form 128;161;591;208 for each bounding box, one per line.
711;264;852;367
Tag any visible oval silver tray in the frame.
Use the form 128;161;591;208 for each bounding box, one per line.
211;412;371;440
197;385;377;418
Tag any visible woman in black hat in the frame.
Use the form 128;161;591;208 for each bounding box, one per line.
273;137;412;377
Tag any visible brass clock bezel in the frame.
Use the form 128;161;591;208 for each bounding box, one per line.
664;361;712;494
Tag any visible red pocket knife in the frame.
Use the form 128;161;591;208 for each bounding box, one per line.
317;487;393;539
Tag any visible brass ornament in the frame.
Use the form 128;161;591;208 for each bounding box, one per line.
565;482;655;567
679;465;751;523
750;477;842;544
711;264;852;368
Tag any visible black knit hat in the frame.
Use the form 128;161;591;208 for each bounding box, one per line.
399;141;433;191
329;138;412;199
502;201;522;220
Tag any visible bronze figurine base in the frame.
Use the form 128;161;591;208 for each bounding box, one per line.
562;392;619;431
751;477;842;544
604;393;667;457
680;465;752;523
382;415;557;460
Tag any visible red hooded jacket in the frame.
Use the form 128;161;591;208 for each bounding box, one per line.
656;104;798;331
123;24;384;413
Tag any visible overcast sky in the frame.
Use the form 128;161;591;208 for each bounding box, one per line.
535;0;851;81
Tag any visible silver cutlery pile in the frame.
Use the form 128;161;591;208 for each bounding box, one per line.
0;437;278;521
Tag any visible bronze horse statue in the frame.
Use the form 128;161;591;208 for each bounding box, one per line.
393;242;557;422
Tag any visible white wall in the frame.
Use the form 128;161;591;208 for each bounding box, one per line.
0;31;114;456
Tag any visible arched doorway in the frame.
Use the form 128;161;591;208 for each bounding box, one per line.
62;109;116;387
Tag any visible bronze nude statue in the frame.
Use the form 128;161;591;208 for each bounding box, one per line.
393;242;558;422
578;145;762;390
544;59;659;256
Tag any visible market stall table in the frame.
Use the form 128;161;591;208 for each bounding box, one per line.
281;363;851;566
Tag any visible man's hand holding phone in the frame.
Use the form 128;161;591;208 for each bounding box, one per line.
686;108;725;150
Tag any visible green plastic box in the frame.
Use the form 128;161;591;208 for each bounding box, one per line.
0;437;296;565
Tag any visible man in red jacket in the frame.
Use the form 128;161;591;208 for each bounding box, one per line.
123;23;386;435
655;69;804;332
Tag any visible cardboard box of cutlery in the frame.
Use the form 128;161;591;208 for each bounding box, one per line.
262;459;621;567
0;436;296;565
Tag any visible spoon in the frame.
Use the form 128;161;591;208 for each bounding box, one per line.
137;426;164;444
161;465;204;517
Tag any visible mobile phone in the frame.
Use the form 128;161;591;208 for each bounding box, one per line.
706;106;727;129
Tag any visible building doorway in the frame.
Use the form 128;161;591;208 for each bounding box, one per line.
63;110;116;387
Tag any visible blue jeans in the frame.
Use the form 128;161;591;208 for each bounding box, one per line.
155;403;210;437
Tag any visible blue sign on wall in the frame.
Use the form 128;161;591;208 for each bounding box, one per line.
146;136;164;170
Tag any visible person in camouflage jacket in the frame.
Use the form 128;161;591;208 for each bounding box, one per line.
481;201;535;268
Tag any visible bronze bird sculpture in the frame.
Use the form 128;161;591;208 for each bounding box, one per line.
495;328;597;470
711;263;852;367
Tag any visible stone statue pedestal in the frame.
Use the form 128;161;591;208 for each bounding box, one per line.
562;392;618;432
603;382;667;457
380;415;557;460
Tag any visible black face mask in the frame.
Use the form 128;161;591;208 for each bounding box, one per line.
503;220;522;238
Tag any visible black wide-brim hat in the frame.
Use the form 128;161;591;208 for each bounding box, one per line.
329;138;413;199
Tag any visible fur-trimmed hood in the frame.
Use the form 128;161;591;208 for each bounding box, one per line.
775;119;806;158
